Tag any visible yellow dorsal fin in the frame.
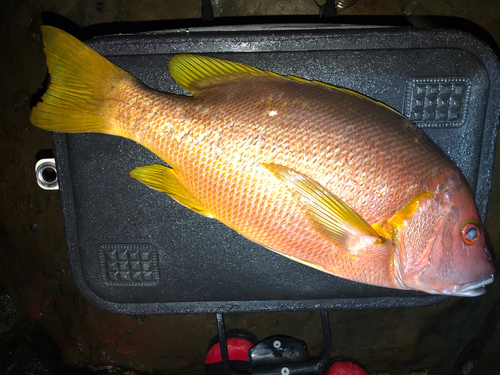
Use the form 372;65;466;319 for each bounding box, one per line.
264;163;386;257
168;54;330;96
168;54;264;95
168;54;402;114
130;164;212;217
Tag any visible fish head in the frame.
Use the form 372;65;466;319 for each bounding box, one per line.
394;174;495;297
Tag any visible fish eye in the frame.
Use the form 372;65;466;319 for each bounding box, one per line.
461;223;480;245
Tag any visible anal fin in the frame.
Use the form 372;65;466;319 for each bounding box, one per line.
130;164;212;217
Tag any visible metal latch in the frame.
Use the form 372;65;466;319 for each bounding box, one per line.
35;157;59;190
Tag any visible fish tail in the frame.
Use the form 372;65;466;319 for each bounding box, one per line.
30;26;134;135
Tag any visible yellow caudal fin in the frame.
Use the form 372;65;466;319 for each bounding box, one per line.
30;26;134;134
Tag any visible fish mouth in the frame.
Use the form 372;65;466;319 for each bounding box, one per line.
441;276;495;297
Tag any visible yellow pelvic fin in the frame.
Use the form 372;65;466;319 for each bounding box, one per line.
30;26;134;134
263;163;386;257
282;254;329;273
130;164;212;217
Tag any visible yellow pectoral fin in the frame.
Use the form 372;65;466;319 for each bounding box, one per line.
130;164;212;217
263;163;386;257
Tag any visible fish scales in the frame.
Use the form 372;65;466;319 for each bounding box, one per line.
106;74;450;287
31;26;495;296
120;75;448;224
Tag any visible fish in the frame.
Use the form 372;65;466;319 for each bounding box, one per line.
31;26;495;297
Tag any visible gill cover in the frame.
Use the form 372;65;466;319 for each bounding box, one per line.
395;177;495;296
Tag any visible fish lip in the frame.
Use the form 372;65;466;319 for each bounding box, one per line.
441;275;495;297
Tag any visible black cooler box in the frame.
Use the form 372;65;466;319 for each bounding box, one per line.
49;24;500;315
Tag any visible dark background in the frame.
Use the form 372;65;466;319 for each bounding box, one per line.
1;1;500;374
